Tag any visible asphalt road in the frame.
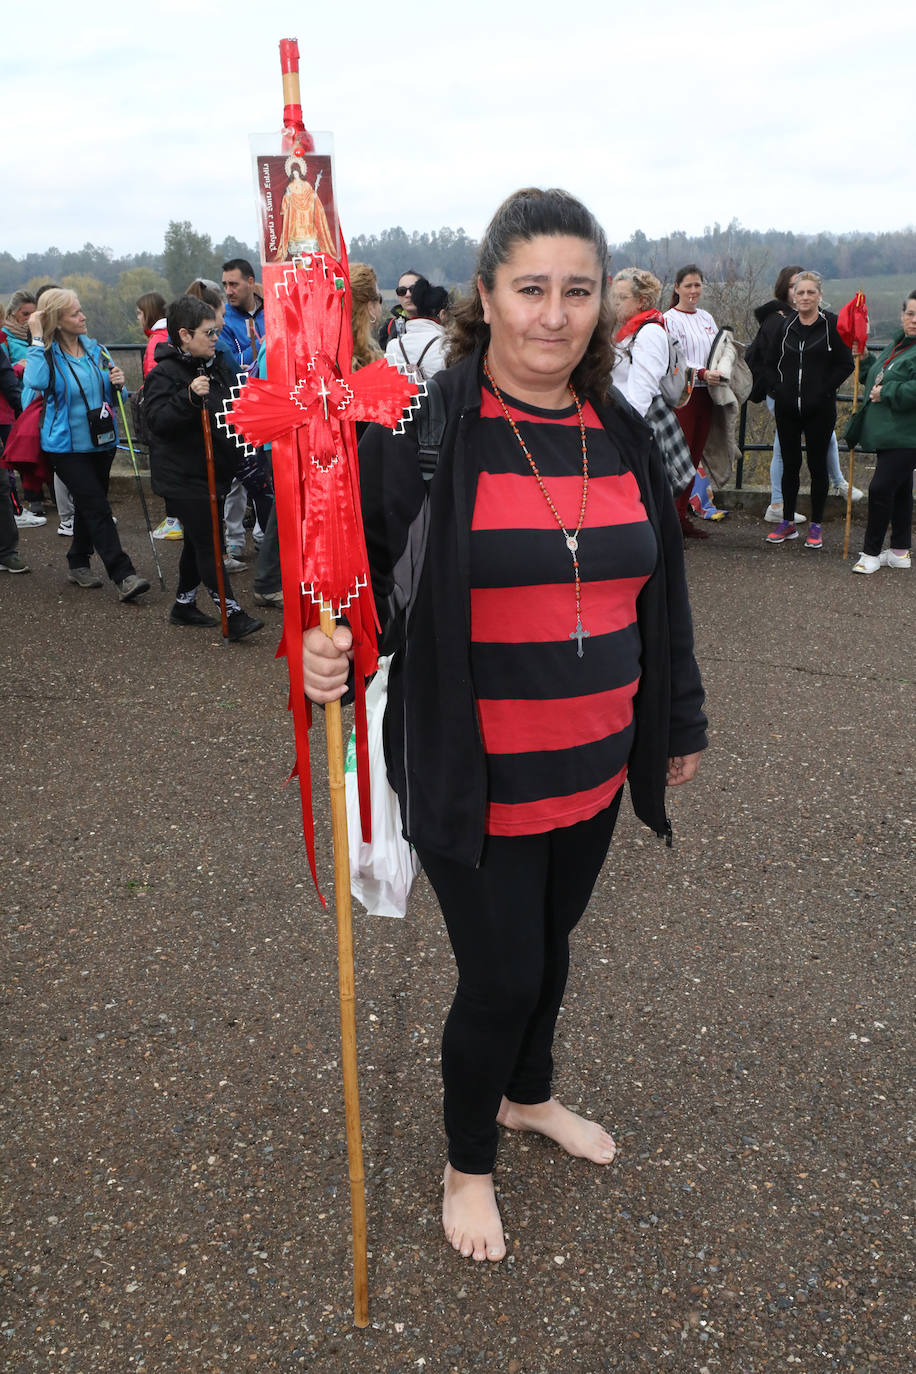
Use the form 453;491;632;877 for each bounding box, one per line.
2;489;912;1373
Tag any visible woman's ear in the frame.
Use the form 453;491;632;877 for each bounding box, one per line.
477;276;491;325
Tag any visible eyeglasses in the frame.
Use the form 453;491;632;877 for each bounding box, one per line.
201;328;220;339
395;285;412;297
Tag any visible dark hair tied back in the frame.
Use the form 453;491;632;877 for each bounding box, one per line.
446;186;613;398
670;263;703;308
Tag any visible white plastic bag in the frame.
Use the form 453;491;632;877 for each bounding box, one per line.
344;656;421;918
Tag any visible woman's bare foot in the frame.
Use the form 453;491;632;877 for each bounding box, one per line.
497;1096;616;1164
442;1164;506;1262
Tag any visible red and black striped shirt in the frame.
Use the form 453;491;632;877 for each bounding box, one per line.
470;386;657;836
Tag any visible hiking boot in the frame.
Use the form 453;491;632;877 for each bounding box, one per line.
227;609;264;642
766;520;798;544
117;573;151;602
0;553;30;574
253;589;283;608
804;522;823;549
67;566;102;588
169;601;220;627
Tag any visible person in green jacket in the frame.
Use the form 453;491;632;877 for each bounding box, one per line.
848;291;916;574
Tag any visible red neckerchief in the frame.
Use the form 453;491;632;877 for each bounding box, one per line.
615;308;665;343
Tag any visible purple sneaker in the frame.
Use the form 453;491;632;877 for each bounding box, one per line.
766;520;798;544
805;523;823;549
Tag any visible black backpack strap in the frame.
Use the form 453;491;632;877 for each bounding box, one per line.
415;376;447;482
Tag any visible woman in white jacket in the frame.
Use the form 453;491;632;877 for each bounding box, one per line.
385;277;449;381
610;267;669;416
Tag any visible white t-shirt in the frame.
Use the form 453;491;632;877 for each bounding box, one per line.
663;307;718;375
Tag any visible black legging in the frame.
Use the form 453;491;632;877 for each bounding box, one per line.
863;448;916;555
167;495;238;611
51;449;135;583
774;398;836;525
416;792;621;1175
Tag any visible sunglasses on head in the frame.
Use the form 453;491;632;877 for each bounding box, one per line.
395;285;412;297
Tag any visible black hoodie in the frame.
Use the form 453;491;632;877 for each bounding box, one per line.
746;299;793;403
764;309;854;413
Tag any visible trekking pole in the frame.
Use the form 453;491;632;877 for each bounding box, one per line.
842;354;861;561
102;350;165;590
198;374;230;640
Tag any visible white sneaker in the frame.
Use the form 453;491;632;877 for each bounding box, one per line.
15;509;47;528
879;549;911;569
153;516;183;541
830;479;864;501
765;502;805;524
57;517;74;537
852;552;881;575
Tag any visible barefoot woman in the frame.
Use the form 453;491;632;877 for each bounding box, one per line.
303;189;707;1262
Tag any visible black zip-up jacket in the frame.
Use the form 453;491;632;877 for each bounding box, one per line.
358;349;708;868
143;344;242;500
746;299;792;404
765;309;854;414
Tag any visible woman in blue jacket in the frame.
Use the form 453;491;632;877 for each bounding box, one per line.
23;290;148;600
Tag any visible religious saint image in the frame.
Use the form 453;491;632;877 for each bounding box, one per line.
255;153;339;265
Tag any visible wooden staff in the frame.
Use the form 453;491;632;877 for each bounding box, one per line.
319;602;369;1328
199;391;230;638
842;353;861;560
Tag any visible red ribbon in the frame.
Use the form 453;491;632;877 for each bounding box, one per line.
226;251;418;900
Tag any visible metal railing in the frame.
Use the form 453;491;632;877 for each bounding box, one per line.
733;344;882;488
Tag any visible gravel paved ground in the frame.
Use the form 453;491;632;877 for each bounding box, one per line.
3;488;912;1373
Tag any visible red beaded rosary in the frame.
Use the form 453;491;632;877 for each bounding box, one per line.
483;352;590;656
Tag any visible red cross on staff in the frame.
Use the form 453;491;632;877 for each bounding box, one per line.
219;243;419;1331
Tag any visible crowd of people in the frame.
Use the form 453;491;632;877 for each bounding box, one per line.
3;246;909;593
2;193;913;1271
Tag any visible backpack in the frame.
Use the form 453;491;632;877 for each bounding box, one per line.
377;376;447;655
397;333;440;382
631;321;692;409
128;381;150;446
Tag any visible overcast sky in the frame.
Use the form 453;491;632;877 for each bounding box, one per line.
4;0;913;264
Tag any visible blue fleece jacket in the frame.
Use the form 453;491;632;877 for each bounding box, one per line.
219;298;265;368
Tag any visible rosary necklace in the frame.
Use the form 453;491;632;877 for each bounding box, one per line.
483;352;590;656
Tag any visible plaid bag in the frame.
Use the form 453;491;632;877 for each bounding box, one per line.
645;392;695;495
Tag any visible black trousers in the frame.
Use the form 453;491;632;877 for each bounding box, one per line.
417;792;621;1175
168;495;237;608
863;448;916;555
774;399;836;525
51;450;134;583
